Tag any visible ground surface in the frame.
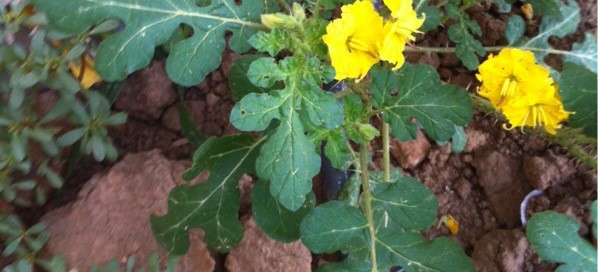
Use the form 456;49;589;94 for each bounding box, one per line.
3;0;597;271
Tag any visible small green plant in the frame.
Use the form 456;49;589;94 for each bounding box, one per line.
526;201;597;271
4;0;596;270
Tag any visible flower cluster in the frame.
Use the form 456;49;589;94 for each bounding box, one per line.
322;0;424;81
477;48;570;134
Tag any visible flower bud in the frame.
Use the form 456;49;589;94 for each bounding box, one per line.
292;3;306;21
357;123;380;142
260;13;288;29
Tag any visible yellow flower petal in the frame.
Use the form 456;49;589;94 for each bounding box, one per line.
378;0;424;70
322;0;385;80
68;55;102;89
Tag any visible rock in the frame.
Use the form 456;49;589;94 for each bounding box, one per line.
225;217;311;272
41;150;215;271
455;178;472;199
115;61;177;120
523;151;576;190
472;150;529;227
390;130;431;169
472;229;528;272
464;127;489;153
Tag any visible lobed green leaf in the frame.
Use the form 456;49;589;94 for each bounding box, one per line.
558;63;597;138
527;211;597;272
151;135;264;254
252;179;316;242
370;64;473;142
32;0;278;86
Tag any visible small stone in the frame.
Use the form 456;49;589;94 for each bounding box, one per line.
472;229;528;272
464;127;489;153
226;217;311;272
455;178;472;199
389;130;431;169
115;61;176;120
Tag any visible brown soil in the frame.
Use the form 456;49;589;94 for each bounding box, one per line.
9;0;596;271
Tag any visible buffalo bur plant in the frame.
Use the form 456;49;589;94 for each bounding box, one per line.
1;0;596;270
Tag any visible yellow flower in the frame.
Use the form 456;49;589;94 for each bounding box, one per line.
477;48;550;108
322;1;385;80
378;0;425;70
501;84;570;134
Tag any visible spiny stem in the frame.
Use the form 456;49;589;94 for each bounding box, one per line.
382;122;390;182
406;45;585;59
360;144;378;272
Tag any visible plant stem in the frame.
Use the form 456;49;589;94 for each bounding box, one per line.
334;87;353;99
382;122;390;182
359;144;378;272
405;45;587;59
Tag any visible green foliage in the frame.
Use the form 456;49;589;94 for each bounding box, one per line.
32;0;278;86
526;211;597;272
565;33;598;74
558;63;597;138
0;2;126;208
89;253;179;272
505;15;525;45
0;213;53;271
301;174;474;271
252;179;316;242
151;135;264;254
228;54;282;101
530;0;562;18
445;4;486;70
370;64;473;142
413;0;441;31
512;0;598;73
230;37;342;211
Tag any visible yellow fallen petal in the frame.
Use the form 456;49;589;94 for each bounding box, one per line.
439;215;459;235
68;55;102;89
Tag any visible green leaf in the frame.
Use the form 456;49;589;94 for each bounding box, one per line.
249;29;289;56
558;63;597;138
300;201;368;253
151;135;264;254
515;0;580;67
531;0;562;19
370;64;473;142
446;5;486;70
32;0;277;86
505;15;525;45
375;230;475;272
449;125;467;153
257;115;320;211
231;56;343;211
414;0;440;31
57;128;86;146
492;0;514;13
247;57;287;88
565;33;598;74
228;54;282;101
252;179;316;242
526;211;597;272
371;176;438;232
